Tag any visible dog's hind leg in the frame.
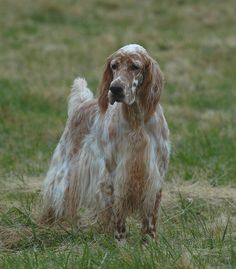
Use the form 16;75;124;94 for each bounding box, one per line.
40;133;72;223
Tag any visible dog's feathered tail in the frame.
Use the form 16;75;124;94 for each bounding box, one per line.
40;77;95;224
68;78;93;117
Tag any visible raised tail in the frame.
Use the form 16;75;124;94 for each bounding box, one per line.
68;77;93;118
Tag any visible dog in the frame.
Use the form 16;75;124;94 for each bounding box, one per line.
41;44;170;240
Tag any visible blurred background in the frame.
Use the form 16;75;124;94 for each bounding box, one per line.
0;0;236;185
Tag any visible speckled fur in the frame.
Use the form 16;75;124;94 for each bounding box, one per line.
41;45;170;240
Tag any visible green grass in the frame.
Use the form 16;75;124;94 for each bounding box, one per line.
0;184;235;268
0;0;236;268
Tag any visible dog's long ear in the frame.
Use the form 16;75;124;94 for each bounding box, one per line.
139;57;164;117
98;58;113;113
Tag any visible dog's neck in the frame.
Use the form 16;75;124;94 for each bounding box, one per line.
122;102;146;129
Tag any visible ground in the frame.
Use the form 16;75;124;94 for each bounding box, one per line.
0;0;235;268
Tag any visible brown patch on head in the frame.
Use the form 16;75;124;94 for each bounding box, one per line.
139;56;164;118
108;53;147;105
98;48;163;117
98;58;113;113
98;50;146;109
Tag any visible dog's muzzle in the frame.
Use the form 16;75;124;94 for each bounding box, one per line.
109;85;125;105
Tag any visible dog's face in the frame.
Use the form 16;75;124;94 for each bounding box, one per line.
108;54;145;105
98;44;164;116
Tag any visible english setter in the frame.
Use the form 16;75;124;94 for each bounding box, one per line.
41;44;170;240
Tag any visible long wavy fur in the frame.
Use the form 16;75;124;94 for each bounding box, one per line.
41;45;170;239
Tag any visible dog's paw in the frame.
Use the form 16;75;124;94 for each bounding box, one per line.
115;238;127;247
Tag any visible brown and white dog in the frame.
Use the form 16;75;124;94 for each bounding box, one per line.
41;44;170;240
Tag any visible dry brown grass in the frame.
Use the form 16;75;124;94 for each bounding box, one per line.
164;180;236;205
1;176;236;208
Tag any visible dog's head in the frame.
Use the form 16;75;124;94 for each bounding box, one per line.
98;44;164;116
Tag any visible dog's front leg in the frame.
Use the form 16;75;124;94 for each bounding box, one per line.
114;212;126;241
141;189;162;241
98;183;127;242
97;180;114;229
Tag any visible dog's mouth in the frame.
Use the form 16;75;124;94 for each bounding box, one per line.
108;92;125;105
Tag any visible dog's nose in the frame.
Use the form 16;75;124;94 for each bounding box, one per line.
110;86;123;95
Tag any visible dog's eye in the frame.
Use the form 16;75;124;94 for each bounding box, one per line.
131;64;140;71
111;63;118;70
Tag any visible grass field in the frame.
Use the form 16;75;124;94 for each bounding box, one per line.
0;0;236;268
